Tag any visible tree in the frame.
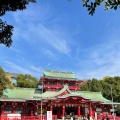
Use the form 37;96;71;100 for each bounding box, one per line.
82;0;120;15
16;74;38;88
0;67;13;97
81;76;120;115
0;0;36;47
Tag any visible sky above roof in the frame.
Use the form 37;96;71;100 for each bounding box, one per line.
0;0;120;80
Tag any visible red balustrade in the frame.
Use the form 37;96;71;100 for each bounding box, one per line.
43;85;62;89
0;115;58;120
97;115;120;120
0;115;120;120
68;86;80;90
43;84;80;90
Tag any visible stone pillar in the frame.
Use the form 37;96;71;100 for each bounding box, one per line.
62;106;65;120
78;106;81;120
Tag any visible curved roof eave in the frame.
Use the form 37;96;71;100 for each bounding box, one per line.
0;98;26;102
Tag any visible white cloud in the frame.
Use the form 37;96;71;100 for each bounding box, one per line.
36;25;71;54
4;61;42;78
40;48;57;60
4;61;30;73
74;39;120;79
10;47;25;55
12;3;71;55
30;65;43;73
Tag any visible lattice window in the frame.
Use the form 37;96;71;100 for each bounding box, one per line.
68;83;74;86
4;106;12;113
49;82;55;85
26;107;30;114
16;106;23;113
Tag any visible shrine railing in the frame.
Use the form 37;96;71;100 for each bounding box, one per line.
43;85;62;89
0;115;120;120
97;115;120;120
43;84;80;90
0;115;57;120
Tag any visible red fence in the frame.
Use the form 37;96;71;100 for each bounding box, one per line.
97;115;120;120
0;115;58;120
0;115;120;120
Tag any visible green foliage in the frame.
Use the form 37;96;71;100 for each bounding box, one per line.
0;67;13;97
81;76;120;115
0;20;13;47
0;0;36;47
82;0;120;15
16;74;38;88
0;0;36;16
81;78;103;92
116;106;120;116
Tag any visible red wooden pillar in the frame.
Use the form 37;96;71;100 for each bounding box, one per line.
1;105;4;114
92;107;95;118
50;106;52;111
89;106;92;118
62;106;65;120
108;105;110;114
12;106;16;113
102;105;104;116
24;105;26;115
62;106;65;117
78;106;81;117
34;105;38;116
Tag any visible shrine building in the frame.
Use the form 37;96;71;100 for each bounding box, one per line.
0;70;120;120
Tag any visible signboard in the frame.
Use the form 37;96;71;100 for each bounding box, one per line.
47;111;52;120
7;114;21;120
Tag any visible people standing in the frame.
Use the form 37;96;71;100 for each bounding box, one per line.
102;116;104;120
87;113;90;120
106;115;110;120
70;112;73;120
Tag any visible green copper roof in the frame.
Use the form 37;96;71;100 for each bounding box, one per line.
66;91;110;103
1;85;120;105
33;85;71;98
44;70;77;79
2;88;41;99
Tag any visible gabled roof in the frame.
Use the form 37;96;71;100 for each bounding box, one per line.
33;84;71;98
43;70;77;80
1;85;120;105
74;91;110;102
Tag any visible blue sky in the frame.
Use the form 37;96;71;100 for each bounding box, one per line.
1;0;120;80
